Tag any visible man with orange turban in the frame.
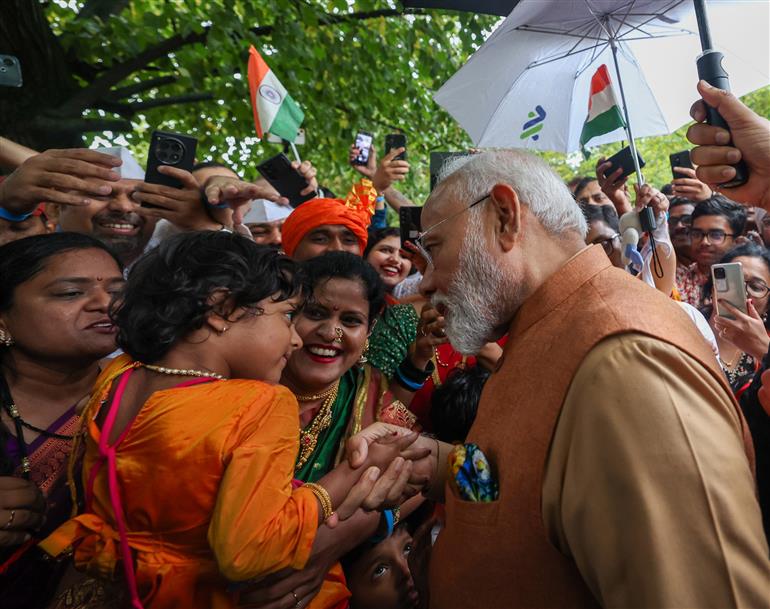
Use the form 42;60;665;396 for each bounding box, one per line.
282;180;376;261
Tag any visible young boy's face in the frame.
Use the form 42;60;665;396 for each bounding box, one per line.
347;527;420;609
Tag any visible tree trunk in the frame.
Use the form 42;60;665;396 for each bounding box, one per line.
0;0;82;150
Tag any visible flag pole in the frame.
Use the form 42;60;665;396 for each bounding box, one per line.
608;35;644;187
289;141;302;164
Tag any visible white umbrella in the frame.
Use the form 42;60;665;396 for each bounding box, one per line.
434;0;770;160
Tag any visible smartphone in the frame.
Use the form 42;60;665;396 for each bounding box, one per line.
145;130;197;190
605;146;646;180
256;153;316;208
430;152;471;191
399;206;422;247
352;131;373;166
712;262;747;320
385;133;407;161
670;150;693;180
0;55;22;88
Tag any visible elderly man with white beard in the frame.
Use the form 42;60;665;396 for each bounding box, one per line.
350;149;770;609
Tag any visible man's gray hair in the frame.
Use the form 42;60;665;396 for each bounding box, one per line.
435;149;588;238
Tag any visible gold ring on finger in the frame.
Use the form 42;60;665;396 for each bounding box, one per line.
3;509;16;530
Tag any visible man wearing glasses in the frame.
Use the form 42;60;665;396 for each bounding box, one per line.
410;149;769;608
677;195;747;307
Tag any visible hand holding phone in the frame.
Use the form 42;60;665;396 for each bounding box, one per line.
145;130;198;190
669;150;694;180
604;146;646;181
385;134;407;161
352;131;374;166
256;153;316;208
712;262;747;319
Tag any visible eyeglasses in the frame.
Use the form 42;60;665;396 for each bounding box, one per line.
414;193;490;268
689;229;734;245
591;233;621;256
669;214;693;227
746;279;770;299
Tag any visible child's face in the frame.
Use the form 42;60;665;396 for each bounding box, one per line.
224;294;303;384
347;528;420;609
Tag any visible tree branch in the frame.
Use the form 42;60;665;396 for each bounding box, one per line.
77;0;131;20
107;76;178;101
59;8;421;116
30;116;132;134
95;92;214;117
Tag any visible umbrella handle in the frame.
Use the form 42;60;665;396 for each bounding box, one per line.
695;51;748;188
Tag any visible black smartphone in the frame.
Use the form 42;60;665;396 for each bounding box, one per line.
385;133;407;161
605;146;646;180
145;130;197;190
399;206;422;247
256;153;315;208
430;152;471;191
352;131;373;166
669;150;693;180
0;55;22;88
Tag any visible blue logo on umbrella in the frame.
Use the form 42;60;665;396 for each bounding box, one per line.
520;105;546;141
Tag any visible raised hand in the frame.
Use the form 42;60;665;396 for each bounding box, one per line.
411;303;449;369
596;157;632;214
372;147;409;193
713;299;770;361
132;166;219;232
0;148;121;215
349;144;377;179
671;166;713;202
687;80;770;208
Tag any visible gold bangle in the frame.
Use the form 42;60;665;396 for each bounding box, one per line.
304;482;334;521
392;506;401;526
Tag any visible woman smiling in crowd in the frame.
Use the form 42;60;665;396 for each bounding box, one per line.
364;229;413;301
0;233;124;608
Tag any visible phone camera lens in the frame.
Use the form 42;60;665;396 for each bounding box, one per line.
2;58;13;67
714;268;726;279
159;141;169;150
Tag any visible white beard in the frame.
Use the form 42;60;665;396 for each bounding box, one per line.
432;211;512;354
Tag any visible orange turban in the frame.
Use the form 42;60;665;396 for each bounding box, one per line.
281;179;377;258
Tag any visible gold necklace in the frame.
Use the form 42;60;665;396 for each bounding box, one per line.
295;384;338;402
143;364;228;381
295;382;339;471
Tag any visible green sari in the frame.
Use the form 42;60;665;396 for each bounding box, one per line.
295;368;359;483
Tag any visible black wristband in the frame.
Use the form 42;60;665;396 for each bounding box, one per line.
397;356;435;384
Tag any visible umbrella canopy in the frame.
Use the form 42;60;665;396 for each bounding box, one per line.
433;0;770;153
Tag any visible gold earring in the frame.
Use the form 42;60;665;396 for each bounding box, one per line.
358;339;370;365
0;329;13;347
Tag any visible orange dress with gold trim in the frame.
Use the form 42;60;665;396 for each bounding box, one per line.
40;356;348;609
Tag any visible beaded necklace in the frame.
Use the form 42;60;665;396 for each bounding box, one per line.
295;382;340;472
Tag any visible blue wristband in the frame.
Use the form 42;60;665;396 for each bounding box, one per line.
0;207;33;222
395;368;424;391
368;509;395;544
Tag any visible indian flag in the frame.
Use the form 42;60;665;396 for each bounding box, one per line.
247;46;304;143
579;64;626;154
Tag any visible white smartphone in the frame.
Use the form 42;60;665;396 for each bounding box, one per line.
711;262;748;319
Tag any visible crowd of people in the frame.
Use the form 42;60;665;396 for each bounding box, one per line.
0;79;769;609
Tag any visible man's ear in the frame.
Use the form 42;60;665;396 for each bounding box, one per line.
489;184;521;252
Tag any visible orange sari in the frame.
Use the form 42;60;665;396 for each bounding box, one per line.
40;356;348;609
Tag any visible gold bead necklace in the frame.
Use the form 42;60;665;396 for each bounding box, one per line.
143;364;228;381
295;382;339;471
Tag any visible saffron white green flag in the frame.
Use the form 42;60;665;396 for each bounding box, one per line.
247;46;304;143
579;64;626;155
